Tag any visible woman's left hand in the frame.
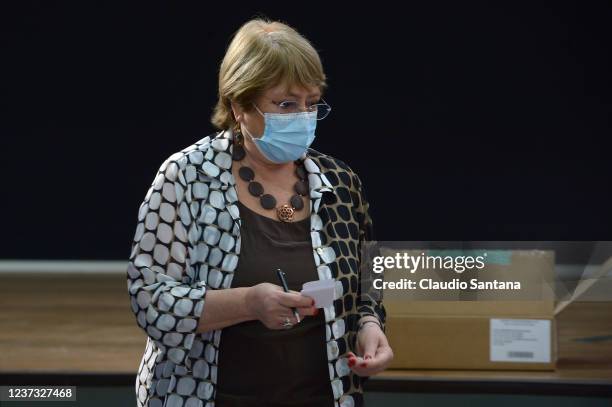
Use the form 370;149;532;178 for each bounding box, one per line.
348;322;394;376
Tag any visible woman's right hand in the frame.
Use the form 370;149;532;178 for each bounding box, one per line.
246;283;318;329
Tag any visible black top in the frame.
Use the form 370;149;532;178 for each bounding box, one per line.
215;201;335;407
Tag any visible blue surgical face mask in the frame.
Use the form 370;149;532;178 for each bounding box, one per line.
241;104;317;163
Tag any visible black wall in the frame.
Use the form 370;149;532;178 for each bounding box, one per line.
1;2;611;259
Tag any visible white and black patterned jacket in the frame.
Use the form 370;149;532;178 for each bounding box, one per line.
126;129;386;407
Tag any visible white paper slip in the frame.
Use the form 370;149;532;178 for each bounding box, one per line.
300;279;336;308
490;318;551;363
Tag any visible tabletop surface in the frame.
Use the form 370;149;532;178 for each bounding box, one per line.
0;272;610;394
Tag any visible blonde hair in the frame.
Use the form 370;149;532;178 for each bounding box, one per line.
211;17;327;130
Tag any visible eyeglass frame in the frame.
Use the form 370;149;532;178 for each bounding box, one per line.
253;97;332;120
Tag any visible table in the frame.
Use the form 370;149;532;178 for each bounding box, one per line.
0;272;610;397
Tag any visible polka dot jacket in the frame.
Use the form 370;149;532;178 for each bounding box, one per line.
126;128;387;407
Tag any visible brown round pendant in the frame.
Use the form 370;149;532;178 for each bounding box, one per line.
277;204;295;222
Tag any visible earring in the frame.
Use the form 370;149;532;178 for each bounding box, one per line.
233;122;244;143
232;122;246;161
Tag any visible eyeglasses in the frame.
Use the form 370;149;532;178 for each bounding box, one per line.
262;98;332;120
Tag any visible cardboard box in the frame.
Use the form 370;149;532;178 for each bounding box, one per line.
381;249;558;370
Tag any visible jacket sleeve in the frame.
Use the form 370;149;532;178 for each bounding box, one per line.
126;154;207;369
352;171;387;334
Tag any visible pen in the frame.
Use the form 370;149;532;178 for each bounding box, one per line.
276;268;301;323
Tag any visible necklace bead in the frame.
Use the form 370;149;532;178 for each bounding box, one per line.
260;194;277;209
290;194;304;210
296;165;306;179
238;166;254;182
248;181;264;196
295;180;309;196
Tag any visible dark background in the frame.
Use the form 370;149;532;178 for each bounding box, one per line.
1;2;610;259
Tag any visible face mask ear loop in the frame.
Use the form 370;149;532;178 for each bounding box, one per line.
241;104;265;142
241;123;256;141
252;103;265;118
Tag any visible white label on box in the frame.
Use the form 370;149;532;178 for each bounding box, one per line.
490;319;551;363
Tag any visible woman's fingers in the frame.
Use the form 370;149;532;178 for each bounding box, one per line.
280;313;300;325
278;291;314;308
268;306;318;329
274;296;318;317
362;335;379;360
297;305;319;318
261;288;318;327
274;306;320;326
346;352;364;369
367;344;393;370
265;313;299;330
348;344;393;375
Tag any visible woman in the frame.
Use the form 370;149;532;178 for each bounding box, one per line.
127;18;392;407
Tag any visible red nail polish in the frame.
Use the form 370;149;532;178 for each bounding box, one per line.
348;359;355;367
